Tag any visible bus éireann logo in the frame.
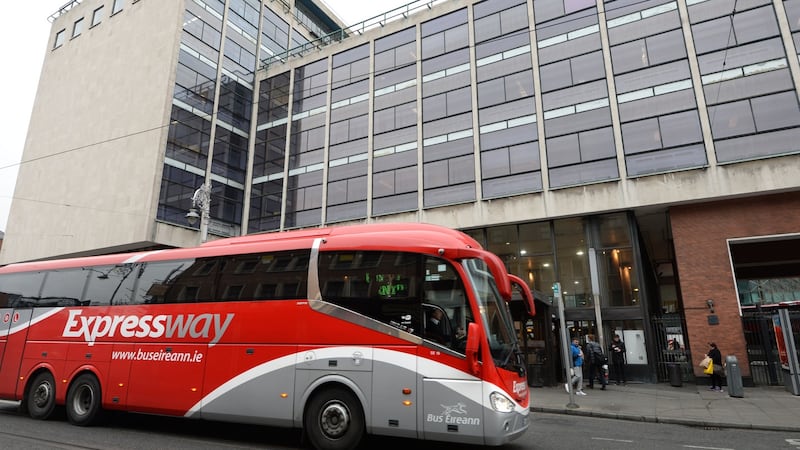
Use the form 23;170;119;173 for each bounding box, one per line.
426;402;480;426
62;310;234;347
442;402;468;416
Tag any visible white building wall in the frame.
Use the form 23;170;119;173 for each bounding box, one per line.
1;0;187;264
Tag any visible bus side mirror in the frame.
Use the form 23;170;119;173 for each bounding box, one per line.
466;322;482;376
508;274;536;317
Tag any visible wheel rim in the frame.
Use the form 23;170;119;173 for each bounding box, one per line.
71;384;94;416
319;400;350;439
34;381;53;408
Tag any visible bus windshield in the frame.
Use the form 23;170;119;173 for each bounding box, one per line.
462;258;522;372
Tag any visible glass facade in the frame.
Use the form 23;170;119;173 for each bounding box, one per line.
145;1;800;376
157;0;318;235
608;0;707;176
327;44;370;223
465;212;656;379
475;0;541;198
286;58;327;228
689;0;800;163
420;8;476;207
372;27;419;216
466;213;642;312
152;0;800;240
537;0;619;188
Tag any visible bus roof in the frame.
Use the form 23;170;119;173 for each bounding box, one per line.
0;223;485;273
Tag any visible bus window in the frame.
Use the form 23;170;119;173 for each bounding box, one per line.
0;272;46;307
463;258;520;370
423;257;470;352
214;251;310;301
82;265;133;306
39;269;89;307
117;260;193;305
320;251;423;336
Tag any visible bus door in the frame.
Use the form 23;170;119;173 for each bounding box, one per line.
419;271;484;443
0;308;33;399
372;345;418;439
419;345;483;444
0;308;11;372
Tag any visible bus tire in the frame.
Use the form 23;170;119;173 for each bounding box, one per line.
66;373;103;426
26;371;56;420
304;386;364;450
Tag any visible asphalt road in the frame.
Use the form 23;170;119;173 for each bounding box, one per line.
1;401;799;450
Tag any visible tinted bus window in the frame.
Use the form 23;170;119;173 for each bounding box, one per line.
216;251;310;301
423;257;470;351
118;260;194;305
0;272;46;307
320;251;424;336
82;264;135;306
40;269;90;306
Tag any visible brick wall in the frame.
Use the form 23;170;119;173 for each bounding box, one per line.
671;192;800;379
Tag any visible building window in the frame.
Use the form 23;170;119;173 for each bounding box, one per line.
421;8;476;208
92;6;104;27
72;18;84;38
537;2;619;189
53;29;65;49
112;0;124;15
689;1;800;163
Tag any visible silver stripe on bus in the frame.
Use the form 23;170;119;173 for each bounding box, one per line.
307;238;323;302
5;307;64;336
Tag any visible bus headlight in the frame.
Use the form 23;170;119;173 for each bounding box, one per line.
489;391;515;413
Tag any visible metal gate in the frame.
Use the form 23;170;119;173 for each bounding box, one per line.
650;314;694;383
741;309;800;386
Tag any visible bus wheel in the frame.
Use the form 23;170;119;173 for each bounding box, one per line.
304;387;364;450
66;374;103;426
26;372;56;420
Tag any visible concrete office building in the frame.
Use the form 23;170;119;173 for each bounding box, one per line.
3;0;800;386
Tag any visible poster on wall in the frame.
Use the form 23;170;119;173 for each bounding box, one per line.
618;329;648;365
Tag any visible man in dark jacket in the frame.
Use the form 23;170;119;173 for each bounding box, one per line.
609;334;627;385
585;334;607;390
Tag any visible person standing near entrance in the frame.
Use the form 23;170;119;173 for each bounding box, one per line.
609;334;627;385
706;342;724;392
566;338;586;395
585;334;608;390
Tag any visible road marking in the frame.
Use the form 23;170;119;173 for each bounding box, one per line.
592;437;634;443
682;446;734;450
787;438;800;447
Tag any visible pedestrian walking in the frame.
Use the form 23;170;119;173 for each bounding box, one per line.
706;342;724;392
609;334;627;385
585;334;607;390
566;338;586;396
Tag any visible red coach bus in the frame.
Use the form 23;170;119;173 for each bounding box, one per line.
0;223;534;449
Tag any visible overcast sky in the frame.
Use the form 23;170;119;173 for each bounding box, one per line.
0;0;411;232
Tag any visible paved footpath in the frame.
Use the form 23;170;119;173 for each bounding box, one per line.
530;382;800;432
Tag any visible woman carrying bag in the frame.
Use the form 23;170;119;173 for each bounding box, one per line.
705;342;724;392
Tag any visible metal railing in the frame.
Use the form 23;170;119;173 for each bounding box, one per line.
650;315;694;383
742;310;800;386
262;0;447;69
49;0;82;22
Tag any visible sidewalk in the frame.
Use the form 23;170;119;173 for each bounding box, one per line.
529;382;800;432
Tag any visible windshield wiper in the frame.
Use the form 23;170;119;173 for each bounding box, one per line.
499;341;526;376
